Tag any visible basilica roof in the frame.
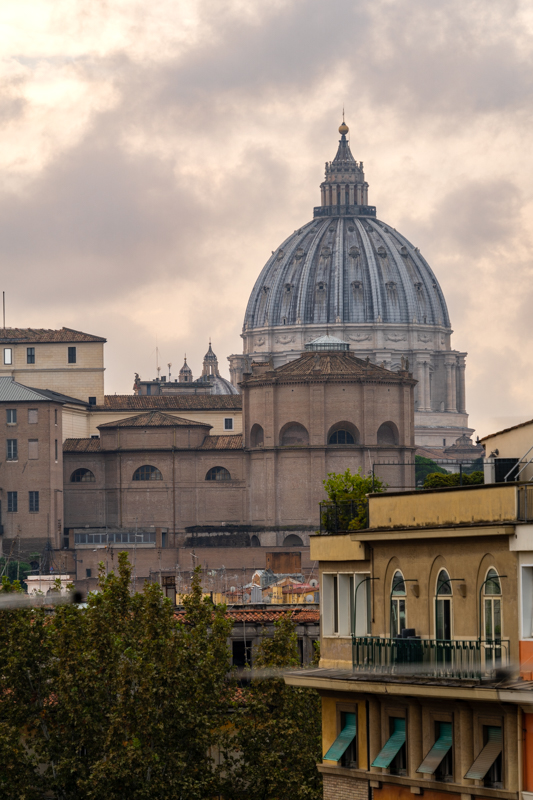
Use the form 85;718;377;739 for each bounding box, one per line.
243;350;414;384
244;123;450;332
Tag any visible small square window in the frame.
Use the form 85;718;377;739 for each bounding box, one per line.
7;491;17;512
27;347;35;364
29;491;39;513
67;347;76;364
28;409;38;424
3;348;12;365
6;409;16;424
88;396;96;406
86;568;92;578
224;418;234;431
6;439;17;461
28;439;39;459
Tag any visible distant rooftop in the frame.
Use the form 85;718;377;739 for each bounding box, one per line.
0;377;86;405
99;395;242;411
0;327;106;344
98;411;211;429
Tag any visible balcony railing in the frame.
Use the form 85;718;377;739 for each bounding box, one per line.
320;502;368;534
352;636;510;680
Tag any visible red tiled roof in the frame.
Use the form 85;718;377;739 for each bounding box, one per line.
243;351;414;384
174;607;319;623
99;395;242;411
0;327;106;343
200;434;243;450
98;411;210;429
63;438;102;453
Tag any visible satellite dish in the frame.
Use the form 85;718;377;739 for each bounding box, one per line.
305;594;314;603
230;586;236;593
310;579;318;587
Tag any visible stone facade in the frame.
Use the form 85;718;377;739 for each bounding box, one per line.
231;121;472;450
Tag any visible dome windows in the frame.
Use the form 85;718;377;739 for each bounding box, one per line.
280;422;309;446
328;423;359;446
71;468;95;483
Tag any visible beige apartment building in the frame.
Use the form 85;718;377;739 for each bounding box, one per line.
0;328;106;405
287;484;533;800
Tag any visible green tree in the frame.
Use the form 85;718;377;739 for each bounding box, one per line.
0;557;34;588
228;613;322;800
415;455;448;486
423;470;484;489
0;555;233;800
322;467;386;530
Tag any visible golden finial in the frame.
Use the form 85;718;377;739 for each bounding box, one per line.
339;108;349;136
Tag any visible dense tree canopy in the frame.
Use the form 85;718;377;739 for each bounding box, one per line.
0;555;322;800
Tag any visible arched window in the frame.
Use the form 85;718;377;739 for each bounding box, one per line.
70;468;96;483
329;430;355;445
283;534;303;546
391;570;406;638
133;465;163;481
436;569;452;641
484;568;502;646
377;422;399;446
250;423;264;447
250;535;261;547
206;466;231;481
280;422;309;446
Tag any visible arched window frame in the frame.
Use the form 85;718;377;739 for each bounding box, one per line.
435;569;452;641
279;421;309;447
205;466;232;481
70;468;96;483
482;568;503;669
250;423;264;447
132;465;163;482
390;570;406;638
327;421;359;446
377;421;399;446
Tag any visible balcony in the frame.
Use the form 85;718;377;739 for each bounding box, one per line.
352;636;510;680
320;502;367;534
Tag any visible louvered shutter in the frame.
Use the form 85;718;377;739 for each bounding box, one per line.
464;727;502;780
371;718;406;768
416;722;452;774
323;713;357;762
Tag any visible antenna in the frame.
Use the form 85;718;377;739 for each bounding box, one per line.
168;362;172;381
156;346;161;380
2;291;5;330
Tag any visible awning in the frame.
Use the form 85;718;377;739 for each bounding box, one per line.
371;718;406;768
416;722;452;774
323;712;357;762
465;726;502;780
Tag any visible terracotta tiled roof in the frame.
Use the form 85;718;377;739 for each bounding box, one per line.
174;607;319;623
63;438;102;453
200;434;243;450
98;411;211;429
243;352;414;384
0;327;106;343
99;395;242;411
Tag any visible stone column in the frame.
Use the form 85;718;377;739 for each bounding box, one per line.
445;361;456;412
424;361;431;410
451;362;457;411
416;361;426;411
321;185;326;206
349;184;355;205
457;362;466;413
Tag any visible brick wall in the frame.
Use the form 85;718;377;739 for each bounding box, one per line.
323;773;368;800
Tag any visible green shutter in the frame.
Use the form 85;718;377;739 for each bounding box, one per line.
371;718;406;768
416;722;452;774
323;713;357;762
465;727;502;780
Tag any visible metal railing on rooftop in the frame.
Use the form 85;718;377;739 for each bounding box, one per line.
351;635;509;680
319;502;368;534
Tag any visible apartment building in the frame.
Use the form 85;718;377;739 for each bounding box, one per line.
286;483;533;800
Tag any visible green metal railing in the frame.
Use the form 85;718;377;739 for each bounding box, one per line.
351;636;509;680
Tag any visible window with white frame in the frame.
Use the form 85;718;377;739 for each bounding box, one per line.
224;417;234;431
322;572;370;636
4;348;12;365
521;565;533;639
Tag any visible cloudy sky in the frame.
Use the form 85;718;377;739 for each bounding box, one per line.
2;0;533;436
